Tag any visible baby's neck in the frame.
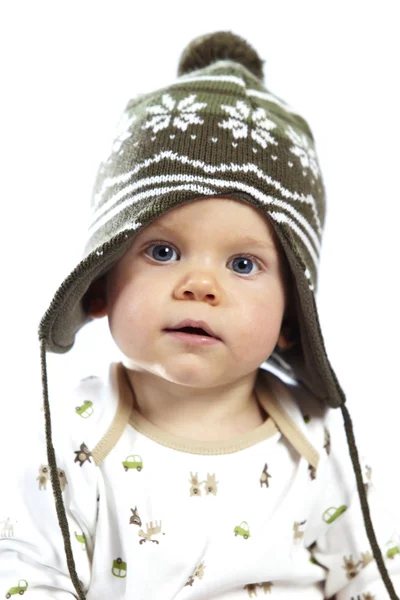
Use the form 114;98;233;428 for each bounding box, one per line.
154;394;268;441
124;368;269;441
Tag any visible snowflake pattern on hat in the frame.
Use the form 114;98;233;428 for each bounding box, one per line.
286;125;321;179
100;111;137;167
217;100;279;149
141;93;207;134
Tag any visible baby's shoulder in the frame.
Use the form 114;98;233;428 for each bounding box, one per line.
262;367;330;455
47;361;119;454
282;375;371;493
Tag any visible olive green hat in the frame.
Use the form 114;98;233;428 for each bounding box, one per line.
39;32;335;405
38;31;399;600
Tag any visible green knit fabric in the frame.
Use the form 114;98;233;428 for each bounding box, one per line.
39;34;341;409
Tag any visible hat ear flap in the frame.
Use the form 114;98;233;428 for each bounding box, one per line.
84;276;108;318
278;269;300;352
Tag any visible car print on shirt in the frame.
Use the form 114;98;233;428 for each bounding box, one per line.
5;579;28;598
122;454;143;471
74;531;86;550
111;557;127;578
323;505;348;524
386;538;400;559
75;400;94;418
234;521;251;539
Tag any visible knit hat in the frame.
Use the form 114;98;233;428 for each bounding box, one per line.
38;31;398;599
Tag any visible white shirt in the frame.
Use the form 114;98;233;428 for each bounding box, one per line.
1;362;399;599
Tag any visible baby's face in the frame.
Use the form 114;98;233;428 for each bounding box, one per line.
104;196;288;386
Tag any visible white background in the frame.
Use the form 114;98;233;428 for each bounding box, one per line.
1;2;399;519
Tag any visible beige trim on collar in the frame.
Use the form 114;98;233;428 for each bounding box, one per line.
91;363;319;468
258;371;320;470
91;363;133;466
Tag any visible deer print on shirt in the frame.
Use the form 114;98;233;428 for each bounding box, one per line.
260;463;272;488
36;465;68;491
363;464;373;493
0;518;16;538
129;507;164;545
308;463;316;480
293;520;307;544
74;443;92;466
244;581;273;596
188;472;219;496
323;427;331;455
189;472;202;496
342;554;362;579
184;561;206;587
360;550;374;568
203;473;218;495
138;520;163;544
129;506;142;527
37;465;50;490
57;469;68;491
245;583;259;597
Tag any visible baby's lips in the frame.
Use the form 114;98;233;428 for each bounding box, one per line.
165;319;221;340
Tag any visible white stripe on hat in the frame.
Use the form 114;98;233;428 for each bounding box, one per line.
92;151;323;236
87;180;321;274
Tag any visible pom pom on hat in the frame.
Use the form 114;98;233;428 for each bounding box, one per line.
177;30;265;82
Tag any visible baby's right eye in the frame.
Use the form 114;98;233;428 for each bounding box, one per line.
144;243;177;262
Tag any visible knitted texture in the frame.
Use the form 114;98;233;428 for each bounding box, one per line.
88;63;324;284
39;30;338;408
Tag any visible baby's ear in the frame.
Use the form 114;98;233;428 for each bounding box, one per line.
84;275;108;318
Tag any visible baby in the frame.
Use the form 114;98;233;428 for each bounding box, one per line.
1;30;399;600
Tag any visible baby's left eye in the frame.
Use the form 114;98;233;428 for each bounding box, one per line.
144;243;261;276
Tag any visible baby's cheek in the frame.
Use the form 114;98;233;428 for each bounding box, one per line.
239;305;282;351
107;293;142;345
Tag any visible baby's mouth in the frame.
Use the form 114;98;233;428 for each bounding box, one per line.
165;327;212;337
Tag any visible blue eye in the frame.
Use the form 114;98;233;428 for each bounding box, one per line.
144;243;261;276
146;244;176;263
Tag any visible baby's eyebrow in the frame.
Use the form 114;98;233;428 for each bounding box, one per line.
141;225;276;251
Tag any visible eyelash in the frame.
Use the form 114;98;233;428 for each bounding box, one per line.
143;241;263;276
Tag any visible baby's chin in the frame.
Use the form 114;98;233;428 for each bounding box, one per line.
121;356;181;380
121;354;262;390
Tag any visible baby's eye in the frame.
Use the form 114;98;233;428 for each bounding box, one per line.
144;243;261;276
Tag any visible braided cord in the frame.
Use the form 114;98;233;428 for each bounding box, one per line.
340;403;399;599
40;338;87;600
